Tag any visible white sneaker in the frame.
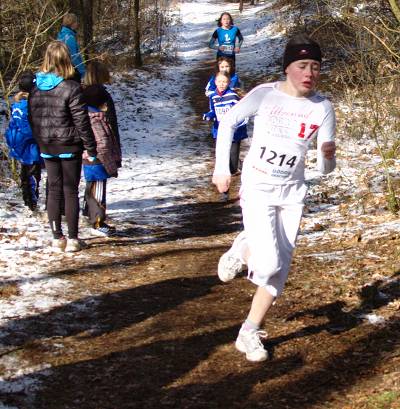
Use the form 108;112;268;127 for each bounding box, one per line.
52;237;66;252
65;238;83;253
235;328;268;362
218;231;246;282
90;224;114;237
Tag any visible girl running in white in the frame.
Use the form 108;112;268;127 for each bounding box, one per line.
212;34;337;362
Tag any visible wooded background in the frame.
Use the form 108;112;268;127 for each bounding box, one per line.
0;0;399;206
0;0;180;101
1;0;399;96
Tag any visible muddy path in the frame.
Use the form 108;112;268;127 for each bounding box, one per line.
2;56;400;409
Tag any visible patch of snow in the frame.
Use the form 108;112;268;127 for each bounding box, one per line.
360;313;385;325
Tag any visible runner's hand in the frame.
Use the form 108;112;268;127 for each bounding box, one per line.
234;47;240;53
321;141;336;160
212;174;231;193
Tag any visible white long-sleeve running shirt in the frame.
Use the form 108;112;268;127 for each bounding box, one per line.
214;82;336;188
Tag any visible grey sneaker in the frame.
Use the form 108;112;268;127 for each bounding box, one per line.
218;231;246;282
65;238;83;253
52;237;66;252
235;328;268;362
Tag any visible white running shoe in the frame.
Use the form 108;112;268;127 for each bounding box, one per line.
235;328;268;362
65;238;83;253
52;237;67;252
218;231;246;282
90;223;116;237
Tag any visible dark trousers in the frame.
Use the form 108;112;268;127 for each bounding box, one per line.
83;180;107;227
216;52;235;63
45;177;65;215
214;140;241;174
229;141;241;174
20;163;41;210
44;156;82;239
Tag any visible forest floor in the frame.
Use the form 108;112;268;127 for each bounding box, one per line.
1;1;400;408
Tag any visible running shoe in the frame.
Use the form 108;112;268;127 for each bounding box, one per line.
235;328;268;362
52;237;67;252
65;238;83;252
218;231;246;282
91;223;116;237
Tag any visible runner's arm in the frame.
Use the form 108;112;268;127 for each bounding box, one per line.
208;30;219;50
235;29;244;49
317;102;336;174
231;74;240;89
214;85;263;176
205;77;216;97
203;95;216;120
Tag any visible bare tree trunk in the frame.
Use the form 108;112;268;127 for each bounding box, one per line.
80;0;93;59
155;0;162;54
126;0;133;42
68;0;79;11
239;0;244;13
0;3;4;72
133;0;142;67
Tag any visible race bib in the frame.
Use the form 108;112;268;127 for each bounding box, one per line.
222;44;234;54
252;145;302;180
215;105;232;121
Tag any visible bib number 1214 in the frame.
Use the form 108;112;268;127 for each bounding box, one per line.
260;147;297;168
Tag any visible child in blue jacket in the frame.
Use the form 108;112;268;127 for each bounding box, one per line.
5;71;42;211
203;71;247;176
205;56;240;97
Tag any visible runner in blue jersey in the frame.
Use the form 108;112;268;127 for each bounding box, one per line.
205;57;241;97
203;72;247;176
209;12;243;61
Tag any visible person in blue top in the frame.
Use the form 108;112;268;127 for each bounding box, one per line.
209;12;243;61
205;56;240;97
203;71;247;178
5;71;42;211
57;13;86;81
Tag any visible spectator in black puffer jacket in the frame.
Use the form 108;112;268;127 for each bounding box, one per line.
29;40;97;253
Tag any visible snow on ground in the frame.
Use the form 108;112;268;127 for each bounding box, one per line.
0;0;285;400
0;0;399;403
0;0;285;328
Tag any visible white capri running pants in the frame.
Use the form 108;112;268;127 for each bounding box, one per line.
240;182;307;297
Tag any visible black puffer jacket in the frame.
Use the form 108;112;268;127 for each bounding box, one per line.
29;79;97;157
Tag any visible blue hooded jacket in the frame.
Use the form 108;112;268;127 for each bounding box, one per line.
35;72;64;91
5;98;41;165
57;26;86;77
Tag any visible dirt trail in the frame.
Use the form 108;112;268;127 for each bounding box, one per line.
2;39;400;409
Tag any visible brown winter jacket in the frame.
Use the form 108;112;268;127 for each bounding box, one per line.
28;79;97;157
83;111;121;177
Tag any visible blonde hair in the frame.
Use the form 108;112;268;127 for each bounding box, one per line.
14;91;29;102
40;41;75;79
83;61;111;85
62;13;78;28
215;71;230;81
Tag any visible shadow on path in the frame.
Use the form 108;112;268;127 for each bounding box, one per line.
0;274;220;348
